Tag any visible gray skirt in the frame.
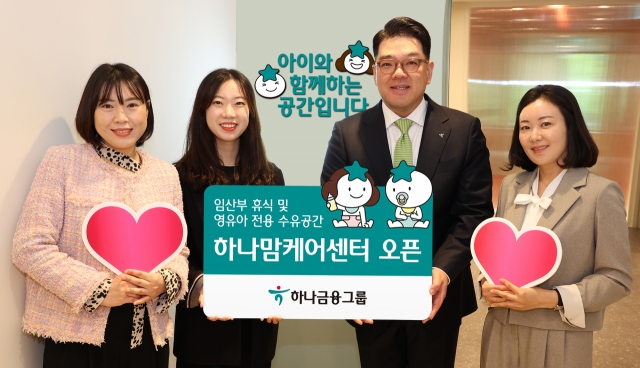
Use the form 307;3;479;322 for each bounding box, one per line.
480;312;593;368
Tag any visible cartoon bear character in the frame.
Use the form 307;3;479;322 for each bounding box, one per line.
321;161;380;228
386;161;432;228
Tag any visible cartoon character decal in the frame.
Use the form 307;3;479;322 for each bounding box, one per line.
254;64;286;98
335;40;374;75
386;161;432;228
321;161;380;228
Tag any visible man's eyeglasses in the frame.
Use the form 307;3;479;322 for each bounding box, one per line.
375;58;429;74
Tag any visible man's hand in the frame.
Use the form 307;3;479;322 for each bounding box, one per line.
353;319;374;325
423;268;448;323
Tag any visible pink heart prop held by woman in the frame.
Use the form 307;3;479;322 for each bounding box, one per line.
471;218;562;288
83;202;187;274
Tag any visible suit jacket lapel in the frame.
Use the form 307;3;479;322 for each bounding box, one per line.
537;167;587;230
360;101;393;186
416;95;451;179
504;171;535;230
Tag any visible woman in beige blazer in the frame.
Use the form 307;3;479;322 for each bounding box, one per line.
479;85;633;368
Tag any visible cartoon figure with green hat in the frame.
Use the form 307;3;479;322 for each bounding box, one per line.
321;161;380;228
335;40;374;75
386;161;432;228
254;64;286;98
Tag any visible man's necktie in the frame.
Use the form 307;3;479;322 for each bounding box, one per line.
394;118;413;167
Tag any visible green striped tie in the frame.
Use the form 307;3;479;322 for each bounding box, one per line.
394;118;413;167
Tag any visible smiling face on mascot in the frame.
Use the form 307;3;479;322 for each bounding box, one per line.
385;161;432;228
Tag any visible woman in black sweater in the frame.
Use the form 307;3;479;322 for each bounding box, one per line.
174;69;283;368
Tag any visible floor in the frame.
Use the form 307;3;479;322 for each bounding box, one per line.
455;227;640;368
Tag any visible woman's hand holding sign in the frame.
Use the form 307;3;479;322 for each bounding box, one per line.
198;289;234;321
197;288;282;324
260;317;283;324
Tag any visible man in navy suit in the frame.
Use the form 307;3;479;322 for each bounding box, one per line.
321;16;493;368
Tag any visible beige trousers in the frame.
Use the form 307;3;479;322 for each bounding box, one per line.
480;312;593;368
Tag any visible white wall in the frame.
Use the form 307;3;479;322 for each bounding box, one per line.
0;1;236;366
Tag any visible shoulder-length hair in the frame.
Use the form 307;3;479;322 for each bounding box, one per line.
505;84;599;172
175;68;276;189
76;63;153;147
321;168;380;206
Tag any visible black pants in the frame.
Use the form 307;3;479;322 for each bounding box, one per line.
176;319;271;368
355;320;460;368
43;305;169;368
176;362;271;368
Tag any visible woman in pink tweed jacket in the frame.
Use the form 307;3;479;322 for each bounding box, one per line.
12;63;188;368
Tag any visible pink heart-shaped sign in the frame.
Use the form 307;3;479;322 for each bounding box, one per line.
471;218;562;288
82;202;187;274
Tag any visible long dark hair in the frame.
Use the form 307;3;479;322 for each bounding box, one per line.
505;84;599;171
175;68;276;189
76;63;153;147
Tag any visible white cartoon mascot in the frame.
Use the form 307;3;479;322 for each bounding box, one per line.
386;161;432;228
254;64;286;98
322;161;380;228
335;40;374;75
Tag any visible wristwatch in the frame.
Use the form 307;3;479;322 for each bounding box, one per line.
553;289;564;311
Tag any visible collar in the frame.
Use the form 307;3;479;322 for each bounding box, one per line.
94;144;141;173
531;168;568;198
382;97;427;129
